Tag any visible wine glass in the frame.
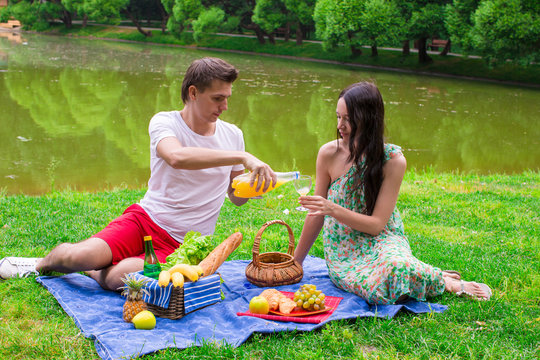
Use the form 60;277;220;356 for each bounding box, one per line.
294;175;312;211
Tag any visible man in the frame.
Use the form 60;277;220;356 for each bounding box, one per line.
0;57;276;290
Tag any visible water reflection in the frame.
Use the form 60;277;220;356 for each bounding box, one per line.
0;34;538;195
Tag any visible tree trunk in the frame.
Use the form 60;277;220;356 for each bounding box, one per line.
371;44;378;57
243;24;266;44
155;0;169;33
82;14;88;28
348;31;362;56
284;22;290;42
295;24;303;46
402;40;410;56
440;39;451;56
124;9;152;37
267;32;275;45
61;10;72;29
417;37;432;63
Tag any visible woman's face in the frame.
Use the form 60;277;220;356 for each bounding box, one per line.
336;97;352;143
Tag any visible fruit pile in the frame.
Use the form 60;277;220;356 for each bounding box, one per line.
293;284;326;311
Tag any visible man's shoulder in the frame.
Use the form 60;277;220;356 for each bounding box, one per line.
151;110;178;123
217;119;243;137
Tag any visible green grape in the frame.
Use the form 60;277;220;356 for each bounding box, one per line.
292;284;327;311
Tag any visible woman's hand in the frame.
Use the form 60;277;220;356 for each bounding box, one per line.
299;195;335;216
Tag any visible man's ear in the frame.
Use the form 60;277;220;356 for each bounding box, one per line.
188;85;198;101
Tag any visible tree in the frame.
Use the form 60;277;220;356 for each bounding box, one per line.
313;0;365;56
252;0;288;44
408;2;448;63
358;0;402;56
284;0;316;44
469;0;539;65
6;0;63;31
167;0;202;34
445;0;481;53
192;6;225;41
123;0;154;36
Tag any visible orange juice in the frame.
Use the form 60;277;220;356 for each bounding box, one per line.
232;171;299;198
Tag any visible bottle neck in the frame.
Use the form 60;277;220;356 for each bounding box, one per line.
275;171;300;180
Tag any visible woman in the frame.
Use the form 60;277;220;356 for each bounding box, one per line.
294;82;491;305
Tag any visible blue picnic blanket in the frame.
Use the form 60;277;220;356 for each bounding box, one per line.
37;256;447;360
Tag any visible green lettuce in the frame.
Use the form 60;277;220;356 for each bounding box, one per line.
163;231;213;269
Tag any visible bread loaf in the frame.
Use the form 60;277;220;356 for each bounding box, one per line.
199;232;243;276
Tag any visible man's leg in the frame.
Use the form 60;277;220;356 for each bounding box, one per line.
86;257;144;291
36;237;113;274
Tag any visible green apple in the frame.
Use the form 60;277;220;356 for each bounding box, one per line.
249;296;270;314
132;310;156;330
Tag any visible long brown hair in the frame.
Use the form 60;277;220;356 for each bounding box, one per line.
338;82;385;215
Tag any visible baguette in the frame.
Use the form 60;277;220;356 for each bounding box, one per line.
199;232;243;276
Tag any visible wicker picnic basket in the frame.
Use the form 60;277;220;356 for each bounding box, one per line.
147;286;185;320
245;219;303;287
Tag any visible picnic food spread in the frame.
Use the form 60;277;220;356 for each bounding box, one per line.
121;232;244;327
248;284;328;316
121;227;336;329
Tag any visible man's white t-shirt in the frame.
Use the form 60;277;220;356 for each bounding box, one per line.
139;111;244;243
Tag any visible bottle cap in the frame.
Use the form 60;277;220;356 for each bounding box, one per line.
143;235;152;241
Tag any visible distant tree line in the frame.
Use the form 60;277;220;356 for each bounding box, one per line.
1;0;538;65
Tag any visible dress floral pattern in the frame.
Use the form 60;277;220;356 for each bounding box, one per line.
323;143;445;305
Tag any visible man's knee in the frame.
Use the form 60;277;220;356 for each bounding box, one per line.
47;238;113;271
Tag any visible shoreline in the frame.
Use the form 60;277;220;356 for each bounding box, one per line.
2;26;538;89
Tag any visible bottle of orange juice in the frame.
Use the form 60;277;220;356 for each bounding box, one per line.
232;171;300;198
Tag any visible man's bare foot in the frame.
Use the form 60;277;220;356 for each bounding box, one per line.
444;277;492;300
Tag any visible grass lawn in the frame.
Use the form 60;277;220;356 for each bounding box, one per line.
46;24;540;86
0;170;539;359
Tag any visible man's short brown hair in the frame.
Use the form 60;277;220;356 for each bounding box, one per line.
181;57;239;103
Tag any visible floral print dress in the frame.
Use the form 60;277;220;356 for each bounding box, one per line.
323;144;446;305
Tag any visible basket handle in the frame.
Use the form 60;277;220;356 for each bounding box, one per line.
252;219;296;268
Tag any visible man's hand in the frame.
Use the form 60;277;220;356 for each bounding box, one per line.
243;154;276;192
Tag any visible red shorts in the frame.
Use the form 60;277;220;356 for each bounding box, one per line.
94;204;180;265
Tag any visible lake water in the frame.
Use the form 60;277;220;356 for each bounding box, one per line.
0;32;538;195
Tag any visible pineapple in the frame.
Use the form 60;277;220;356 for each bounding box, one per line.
120;273;150;322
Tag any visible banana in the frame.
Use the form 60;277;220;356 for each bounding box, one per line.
193;265;205;277
158;270;171;287
171;272;184;288
168;264;199;282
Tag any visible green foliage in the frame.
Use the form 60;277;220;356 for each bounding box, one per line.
7;0;63;31
469;0;540;66
220;15;241;33
252;0;288;34
358;0;403;50
409;2;447;39
445;0;481;51
170;0;203;32
0;7;11;23
284;0;316;26
313;0;364;53
192;6;225;42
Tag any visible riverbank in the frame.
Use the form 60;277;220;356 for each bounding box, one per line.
10;24;540;87
0;171;538;359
